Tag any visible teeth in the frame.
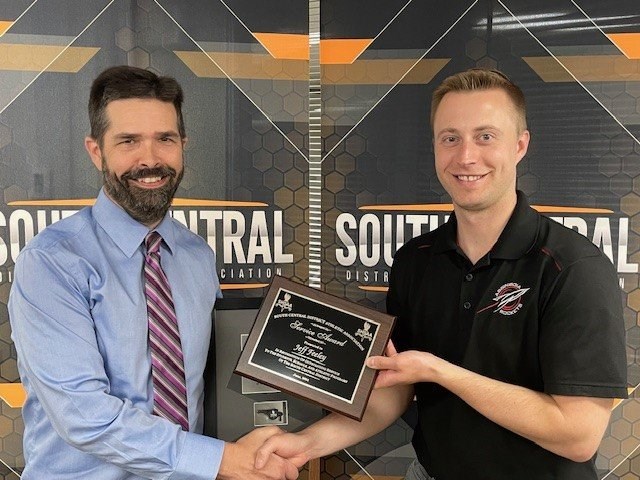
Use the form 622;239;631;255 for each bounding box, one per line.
457;175;483;182
138;176;162;183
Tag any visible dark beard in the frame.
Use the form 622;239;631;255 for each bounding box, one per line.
102;162;183;226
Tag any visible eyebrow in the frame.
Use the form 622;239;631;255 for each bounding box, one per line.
435;128;458;136
156;130;181;138
112;131;181;139
435;125;501;136
473;125;501;132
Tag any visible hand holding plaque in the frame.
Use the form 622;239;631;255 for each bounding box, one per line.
234;276;395;421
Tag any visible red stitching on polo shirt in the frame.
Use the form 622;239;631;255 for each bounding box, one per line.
476;303;496;314
541;247;562;271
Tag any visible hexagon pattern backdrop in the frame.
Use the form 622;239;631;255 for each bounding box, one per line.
0;0;639;478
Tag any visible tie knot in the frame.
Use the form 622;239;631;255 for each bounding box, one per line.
145;231;163;255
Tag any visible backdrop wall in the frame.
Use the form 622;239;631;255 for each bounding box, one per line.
0;1;638;478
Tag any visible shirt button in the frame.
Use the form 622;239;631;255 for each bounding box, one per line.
465;273;473;281
463;301;472;310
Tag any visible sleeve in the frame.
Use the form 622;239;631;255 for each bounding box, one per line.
539;253;628;398
387;245;412;353
9;248;224;480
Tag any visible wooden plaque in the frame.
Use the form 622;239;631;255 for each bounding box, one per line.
234;276;395;421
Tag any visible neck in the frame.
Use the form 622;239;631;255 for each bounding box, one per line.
455;192;517;265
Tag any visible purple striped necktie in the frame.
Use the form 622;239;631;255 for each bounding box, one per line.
144;231;189;431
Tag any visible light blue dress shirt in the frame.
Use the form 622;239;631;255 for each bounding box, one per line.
9;189;224;479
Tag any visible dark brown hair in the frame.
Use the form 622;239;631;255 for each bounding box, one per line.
431;68;527;133
88;65;185;145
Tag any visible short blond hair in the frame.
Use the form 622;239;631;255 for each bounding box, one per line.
431;68;527;133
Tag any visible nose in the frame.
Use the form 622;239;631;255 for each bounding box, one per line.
456;140;478;166
139;139;161;168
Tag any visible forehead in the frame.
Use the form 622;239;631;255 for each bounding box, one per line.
433;88;519;130
104;98;178;134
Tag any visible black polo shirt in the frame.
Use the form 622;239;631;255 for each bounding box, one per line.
389;191;627;480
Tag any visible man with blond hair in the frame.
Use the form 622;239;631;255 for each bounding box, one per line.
254;68;627;480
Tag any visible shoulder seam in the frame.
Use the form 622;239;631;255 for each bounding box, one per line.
540;246;562;272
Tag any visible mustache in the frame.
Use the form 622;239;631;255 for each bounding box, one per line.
120;166;177;181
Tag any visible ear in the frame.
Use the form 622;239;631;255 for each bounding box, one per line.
85;137;103;171
515;129;530;165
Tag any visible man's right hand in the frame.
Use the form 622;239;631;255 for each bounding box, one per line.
254;431;311;471
254;383;415;472
217;426;299;480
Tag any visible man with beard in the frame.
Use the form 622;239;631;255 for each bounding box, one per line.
8;66;298;480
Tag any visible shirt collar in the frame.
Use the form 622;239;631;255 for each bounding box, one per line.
432;215;458;254
92;188;176;258
490;190;539;259
432;190;539;260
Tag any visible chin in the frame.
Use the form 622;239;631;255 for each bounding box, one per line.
451;197;489;212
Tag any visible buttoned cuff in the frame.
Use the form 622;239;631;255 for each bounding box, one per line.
171;433;225;480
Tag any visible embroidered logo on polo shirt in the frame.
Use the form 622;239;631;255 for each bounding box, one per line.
481;282;530;316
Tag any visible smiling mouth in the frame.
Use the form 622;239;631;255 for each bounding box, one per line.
137;176;163;184
129;175;169;189
455;174;487;182
121;166;177;188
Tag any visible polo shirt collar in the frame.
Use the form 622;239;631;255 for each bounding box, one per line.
490;190;539;259
432;215;458;254
92;188;176;258
432;190;539;260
